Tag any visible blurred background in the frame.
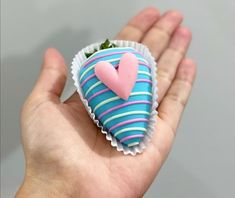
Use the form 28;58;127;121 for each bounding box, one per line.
1;0;235;197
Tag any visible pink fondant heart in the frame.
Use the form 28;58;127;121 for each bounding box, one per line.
94;52;138;100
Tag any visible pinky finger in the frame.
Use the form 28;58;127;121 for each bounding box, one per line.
158;58;197;133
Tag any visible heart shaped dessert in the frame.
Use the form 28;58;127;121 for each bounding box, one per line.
71;40;158;155
94;52;138;100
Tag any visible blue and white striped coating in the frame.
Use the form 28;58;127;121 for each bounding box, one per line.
79;47;153;147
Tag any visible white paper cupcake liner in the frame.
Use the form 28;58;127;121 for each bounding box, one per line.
71;40;158;155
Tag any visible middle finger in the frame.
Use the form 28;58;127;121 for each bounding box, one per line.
142;10;183;60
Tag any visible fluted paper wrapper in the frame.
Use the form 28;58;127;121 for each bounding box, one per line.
71;40;158;155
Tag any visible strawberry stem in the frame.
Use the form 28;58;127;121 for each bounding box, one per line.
85;39;118;58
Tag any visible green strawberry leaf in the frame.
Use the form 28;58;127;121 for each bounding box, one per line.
85;39;118;58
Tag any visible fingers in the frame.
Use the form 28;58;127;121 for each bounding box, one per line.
116;7;160;41
66;8;160;105
158;58;197;133
31;48;67;100
144;58;196;167
157;27;192;102
142;11;183;60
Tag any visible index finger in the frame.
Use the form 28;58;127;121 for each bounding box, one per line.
116;7;160;42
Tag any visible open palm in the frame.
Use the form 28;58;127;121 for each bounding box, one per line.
18;7;196;198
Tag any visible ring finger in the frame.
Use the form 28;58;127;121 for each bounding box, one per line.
157;26;192;102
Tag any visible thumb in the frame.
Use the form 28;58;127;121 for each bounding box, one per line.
31;48;67;101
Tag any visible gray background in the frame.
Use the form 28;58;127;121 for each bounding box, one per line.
1;0;235;197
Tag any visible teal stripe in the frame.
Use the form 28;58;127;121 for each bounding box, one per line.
114;127;147;137
103;111;150;125
93;96;119;112
84;81;102;97
80;57;148;81
93;92;152;113
81;70;151;88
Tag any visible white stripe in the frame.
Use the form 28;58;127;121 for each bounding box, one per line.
80;57;148;81
93;92;152;113
128;142;140;147
93;96;119;112
114;127;147;137
85;81;102;97
138;71;151;77
103;111;150;125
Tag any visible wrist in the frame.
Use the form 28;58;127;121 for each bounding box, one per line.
16;168;80;198
16;176;66;198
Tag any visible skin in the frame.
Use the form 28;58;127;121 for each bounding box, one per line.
16;7;197;198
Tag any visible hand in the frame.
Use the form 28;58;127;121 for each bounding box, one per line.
16;7;196;198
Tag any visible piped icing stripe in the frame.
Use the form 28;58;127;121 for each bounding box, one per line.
93;92;152;113
81;70;151;88
84;81;102;97
98;101;152;120
85;80;152;98
138;71;151;77
93;96;120;112
114;127;147;137
80;57;148;81
120;134;145;143
103;111;150;125
110;61;151;70
80;58;121;81
128;142;140;147
136;79;152;84
83;50;143;69
86;47;134;60
87;88;109;102
110;118;148;131
139;62;151;69
80;73;96;87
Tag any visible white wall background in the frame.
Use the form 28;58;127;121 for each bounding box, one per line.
1;0;235;197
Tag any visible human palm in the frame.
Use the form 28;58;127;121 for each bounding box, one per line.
18;8;196;198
